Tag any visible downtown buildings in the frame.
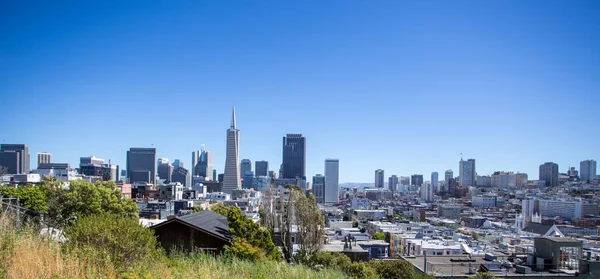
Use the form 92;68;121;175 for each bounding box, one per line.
580;160;597;181
192;147;213;179
37;152;51;168
374;169;384;188
324;159;339;204
459;158;476;187
539;162;559;186
0;144;30;174
281;134;306;179
126;147;156;184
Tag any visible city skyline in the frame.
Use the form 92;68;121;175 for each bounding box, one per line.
1;1;599;182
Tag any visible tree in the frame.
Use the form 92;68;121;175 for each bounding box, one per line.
64;213;163;271
223;238;265;262
372;232;385;240
275;185;325;260
212;203;281;261
41;179;138;228
0;185;48;212
472;231;480;241
468;272;501;279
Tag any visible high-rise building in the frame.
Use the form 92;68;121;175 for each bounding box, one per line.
268;170;277;179
374;169;384;188
240;159;252;178
411;174;424;186
444;170;453;192
255;161;268;177
580;160;597;181
157;162;173;183
242;171;254;189
37;152;51;168
388;175;399;192
212;169;217;181
282;134;306;179
171;167;190;187
539;162;559;186
0;144;30;174
431;172;439;190
324;159;339;204
420;183;434;202
157;158;169;166
126;148;156;184
312;174;326;204
192;148;213;179
459;159;476;186
222;107;241;194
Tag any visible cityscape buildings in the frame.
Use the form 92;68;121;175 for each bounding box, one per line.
171;167;190;187
312;174;325;204
388;175;398;192
411;174;423;186
281;134;306;179
240;159;252;178
126;148;156;184
431;172;438;191
157;161;173;183
222;107;241;194
192;147;213;179
0;144;30;174
254;160;268;177
324;158;339;204
374;169;384;188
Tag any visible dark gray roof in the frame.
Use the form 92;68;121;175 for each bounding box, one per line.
152;210;233;242
522;222;553;235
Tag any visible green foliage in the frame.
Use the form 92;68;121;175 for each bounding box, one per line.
468;272;501;279
471;231;480;241
42;179;138;227
372;232;385;240
223;237;265;262
369;259;415;279
352;220;358;227
64;213;163;271
0;185;48;212
212;203;281;261
347;261;377;279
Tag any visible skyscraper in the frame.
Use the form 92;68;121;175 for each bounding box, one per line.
192;147;213;179
171;167;190;187
459;159;476;186
172;159;184;169
127;148;156;184
324;159;339;204
444;169;453;192
400;176;410;186
157;162;173;183
222;107;241;194
37;152;51;168
431;172;439;191
240;159;252;178
580;160;597;181
312;174;325;204
282;134;306;179
0;144;30;174
374;169;384;188
388;175;399;192
411;174;424;186
255;161;268;177
539;162;559;186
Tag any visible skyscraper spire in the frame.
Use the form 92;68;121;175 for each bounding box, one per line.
231;106;236;129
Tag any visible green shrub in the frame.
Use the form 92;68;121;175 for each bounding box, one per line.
224;237;266;262
369;259;415;279
64;213;163;271
372;232;385;240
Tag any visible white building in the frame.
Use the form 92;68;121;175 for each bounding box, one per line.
354;209;386;223
472;195;497;208
420;183;434;202
522;198;583;221
491;171;517;188
580;160;597;181
324;159;339;204
405;239;462;256
459;159;476;187
351;198;371;209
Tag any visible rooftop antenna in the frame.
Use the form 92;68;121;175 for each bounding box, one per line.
460;153;463;160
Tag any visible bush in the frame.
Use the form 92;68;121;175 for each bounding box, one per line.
369;259;415;279
64;213;163;271
224;237;265;262
347;261;377;278
372;232;385;240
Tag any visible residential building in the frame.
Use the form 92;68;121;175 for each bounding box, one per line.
400;176;410;186
437;205;461;220
444;169;453;192
431;172;438;191
281;134;306;179
374;169;384;188
324;159;339;204
411;174;423;186
491;171;517;188
580;160;597;181
472;195;497;208
388;175;398;192
37;152;51;168
0;144;30;174
222;107;241;194
420;183;434;202
240;159;252;178
171;167;190;187
312;174;325;204
476;175;491;187
79;156;118;181
459;158;475;186
192;148;213;179
255;161;268;177
127;148;156;184
539;162;559;186
515;172;528;187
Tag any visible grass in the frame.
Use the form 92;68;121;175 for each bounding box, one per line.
0;215;345;279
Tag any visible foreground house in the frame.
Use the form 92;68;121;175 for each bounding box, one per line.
152;211;233;253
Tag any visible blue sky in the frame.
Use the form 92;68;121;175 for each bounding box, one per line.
1;0;598;182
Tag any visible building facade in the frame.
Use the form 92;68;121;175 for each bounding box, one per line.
411;174;423;186
459;158;475;187
222;107;241;194
255;161;268;177
192;148;213;179
580;160;597;181
431;172;438;191
0;144;30;174
240;159;252;178
127;148;156;184
324;159;339;204
312;174;325;204
539;162;559;186
388;175;399;192
37;152;51;168
171;167;190;187
158;162;173;183
282;134;306;179
375;169;384;188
